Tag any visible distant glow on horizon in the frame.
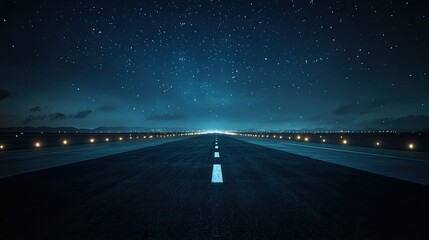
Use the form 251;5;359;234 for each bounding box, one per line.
204;130;222;134
201;130;237;135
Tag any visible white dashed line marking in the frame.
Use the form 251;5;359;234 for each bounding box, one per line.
215;145;219;149
211;164;223;183
214;152;220;158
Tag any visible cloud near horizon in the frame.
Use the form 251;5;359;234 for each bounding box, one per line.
72;110;93;119
369;115;429;131
24;110;93;124
333;100;386;116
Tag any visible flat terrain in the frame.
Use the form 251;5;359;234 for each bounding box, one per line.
235;136;429;185
0;137;185;178
1;135;428;239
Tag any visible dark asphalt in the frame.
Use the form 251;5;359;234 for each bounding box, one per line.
1;135;428;239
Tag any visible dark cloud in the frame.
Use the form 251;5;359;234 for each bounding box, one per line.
49;112;67;121
24;113;66;124
71;110;93;119
30;106;41;112
147;114;186;121
96;105;116;112
333;101;385;116
0;89;15;101
370;115;429;131
23;110;93;124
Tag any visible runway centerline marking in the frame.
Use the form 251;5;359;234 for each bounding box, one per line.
211;164;223;183
215;146;219;149
214;152;220;158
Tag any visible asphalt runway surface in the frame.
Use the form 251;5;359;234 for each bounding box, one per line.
1;135;429;239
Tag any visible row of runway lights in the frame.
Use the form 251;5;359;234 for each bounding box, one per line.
238;134;416;150
0;133;201;150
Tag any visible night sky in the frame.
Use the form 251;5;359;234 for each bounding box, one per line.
0;0;428;131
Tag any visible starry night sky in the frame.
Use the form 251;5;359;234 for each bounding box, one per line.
0;0;428;131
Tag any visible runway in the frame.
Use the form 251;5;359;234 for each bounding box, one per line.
1;135;428;239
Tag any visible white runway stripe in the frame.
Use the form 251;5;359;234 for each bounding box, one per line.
211;164;223;183
214;152;220;158
215;145;219;149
